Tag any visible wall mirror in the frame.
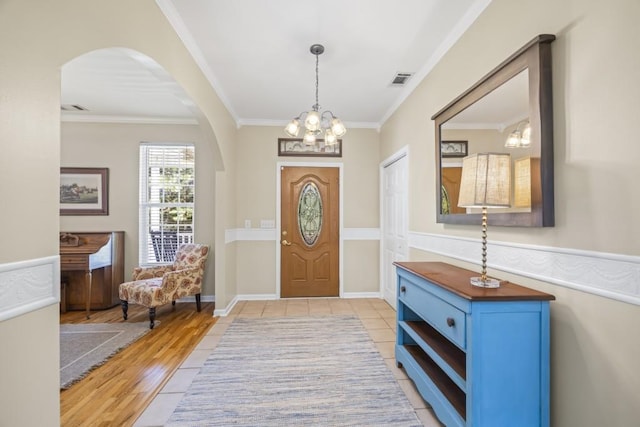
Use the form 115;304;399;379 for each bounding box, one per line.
432;34;555;227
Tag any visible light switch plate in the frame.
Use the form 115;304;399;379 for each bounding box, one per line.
260;219;275;229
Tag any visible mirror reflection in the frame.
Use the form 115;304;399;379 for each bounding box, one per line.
432;34;555;227
440;70;533;215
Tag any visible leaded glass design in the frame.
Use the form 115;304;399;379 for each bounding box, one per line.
298;182;323;246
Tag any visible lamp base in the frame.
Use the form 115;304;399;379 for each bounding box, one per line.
470;277;501;288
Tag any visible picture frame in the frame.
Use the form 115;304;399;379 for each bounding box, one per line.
278;138;342;157
60;167;109;215
441;140;468;158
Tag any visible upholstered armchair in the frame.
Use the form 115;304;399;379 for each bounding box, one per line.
119;243;209;329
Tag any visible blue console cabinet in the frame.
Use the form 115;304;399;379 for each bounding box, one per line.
394;262;554;427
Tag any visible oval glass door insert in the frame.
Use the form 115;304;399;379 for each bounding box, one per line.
298;182;323;246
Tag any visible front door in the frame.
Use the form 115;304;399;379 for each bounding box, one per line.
280;166;339;298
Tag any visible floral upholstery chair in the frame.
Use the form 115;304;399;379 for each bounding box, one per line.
119;243;209;329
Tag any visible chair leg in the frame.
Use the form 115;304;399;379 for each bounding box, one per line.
149;307;156;329
121;300;128;320
196;293;201;312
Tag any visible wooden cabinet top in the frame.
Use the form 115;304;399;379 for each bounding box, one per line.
394;261;555;302
59;231;123;255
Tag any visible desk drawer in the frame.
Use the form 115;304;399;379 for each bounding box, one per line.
399;277;466;349
61;255;88;270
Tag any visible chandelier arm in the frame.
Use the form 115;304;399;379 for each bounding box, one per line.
284;44;346;143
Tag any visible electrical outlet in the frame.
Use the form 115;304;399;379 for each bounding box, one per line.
244;219;251;229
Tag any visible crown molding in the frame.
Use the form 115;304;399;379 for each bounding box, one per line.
61;113;198;125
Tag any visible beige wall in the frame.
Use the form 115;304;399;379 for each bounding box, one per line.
236;241;276;295
0;0;237;424
3;0;637;424
235;126;381;295
60;122;217;295
382;0;640;425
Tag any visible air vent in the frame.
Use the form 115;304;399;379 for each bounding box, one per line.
61;104;89;111
390;72;414;86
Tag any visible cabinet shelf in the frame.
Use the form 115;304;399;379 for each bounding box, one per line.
405;320;466;380
405;344;466;420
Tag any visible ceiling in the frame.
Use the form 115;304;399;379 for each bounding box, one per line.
61;0;492;129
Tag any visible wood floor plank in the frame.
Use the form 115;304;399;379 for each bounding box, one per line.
60;301;217;427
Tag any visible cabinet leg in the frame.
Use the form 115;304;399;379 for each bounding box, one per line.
85;270;92;319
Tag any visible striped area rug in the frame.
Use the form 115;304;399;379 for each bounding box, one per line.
166;315;421;426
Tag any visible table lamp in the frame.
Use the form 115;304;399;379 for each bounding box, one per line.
457;153;511;288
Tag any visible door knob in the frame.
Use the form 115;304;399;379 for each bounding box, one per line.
281;239;292;246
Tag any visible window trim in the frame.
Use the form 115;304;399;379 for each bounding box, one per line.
138;142;196;265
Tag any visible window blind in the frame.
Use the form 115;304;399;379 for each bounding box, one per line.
139;143;195;264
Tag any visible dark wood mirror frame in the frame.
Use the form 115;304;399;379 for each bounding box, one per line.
432;34;555;227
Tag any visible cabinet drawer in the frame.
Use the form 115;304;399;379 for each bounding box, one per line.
399;277;466;349
61;255;88;270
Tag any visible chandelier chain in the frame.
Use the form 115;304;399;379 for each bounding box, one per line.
314;53;320;111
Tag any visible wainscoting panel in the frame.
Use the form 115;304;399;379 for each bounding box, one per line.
0;256;60;322
409;232;640;306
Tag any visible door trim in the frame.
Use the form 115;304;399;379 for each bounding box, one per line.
379;146;409;302
276;161;343;298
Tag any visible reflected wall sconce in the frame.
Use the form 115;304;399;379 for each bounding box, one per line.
458;153;511;288
505;121;531;148
284;44;346;147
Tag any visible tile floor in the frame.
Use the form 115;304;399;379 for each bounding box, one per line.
134;298;443;426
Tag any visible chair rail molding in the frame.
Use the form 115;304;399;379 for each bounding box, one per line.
225;227;380;243
409;232;640;306
0;256;60;322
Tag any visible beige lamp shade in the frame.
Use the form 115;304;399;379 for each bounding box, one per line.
458;153;512;208
514;156;532;208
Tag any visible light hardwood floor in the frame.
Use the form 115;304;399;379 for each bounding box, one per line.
61;298;442;427
60;301;217;427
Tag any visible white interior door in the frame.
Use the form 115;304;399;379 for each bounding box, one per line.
381;153;408;308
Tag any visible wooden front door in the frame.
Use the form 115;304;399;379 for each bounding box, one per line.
280;166;339;298
442;166;466;214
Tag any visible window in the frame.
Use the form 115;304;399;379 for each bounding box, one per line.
139;143;195;264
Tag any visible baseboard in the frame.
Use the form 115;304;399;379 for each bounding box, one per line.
213;295;240;317
342;292;382;299
176;295;215;303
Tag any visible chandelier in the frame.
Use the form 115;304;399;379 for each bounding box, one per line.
504;120;531;148
284;44;346;146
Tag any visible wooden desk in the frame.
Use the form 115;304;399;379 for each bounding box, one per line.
60;231;124;318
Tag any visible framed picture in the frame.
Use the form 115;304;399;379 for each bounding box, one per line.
60;167;109;215
441;140;468;158
278;138;342;157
